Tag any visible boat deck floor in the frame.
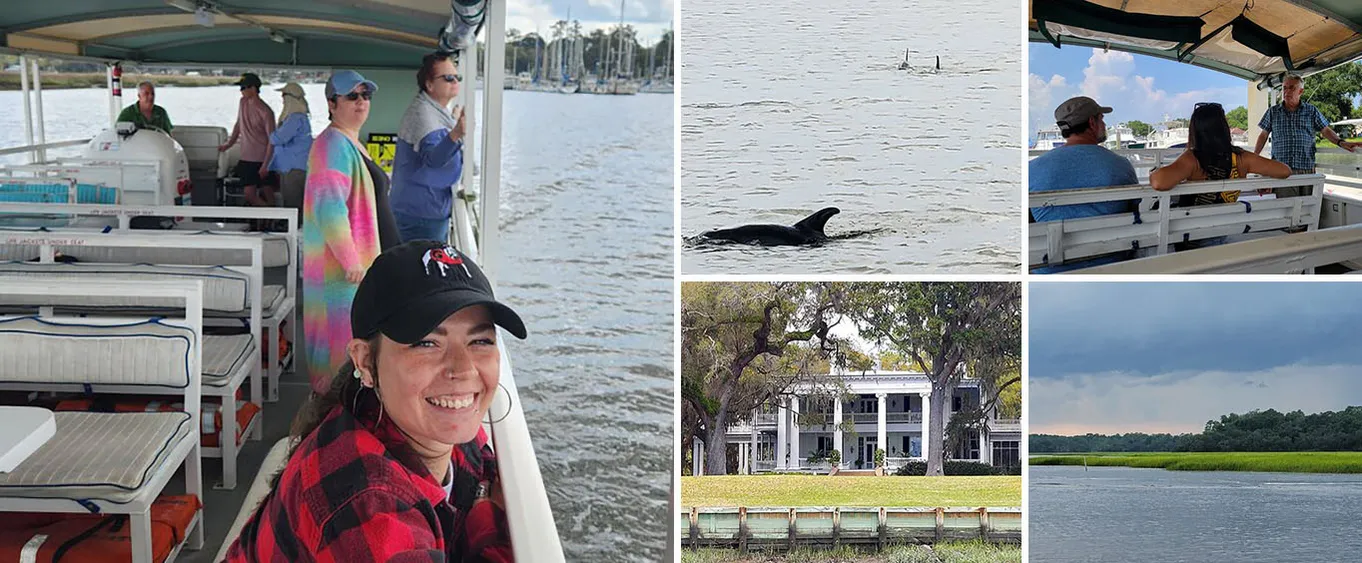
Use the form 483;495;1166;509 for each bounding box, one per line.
178;266;306;562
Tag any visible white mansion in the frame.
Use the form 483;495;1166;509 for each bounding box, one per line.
694;371;1021;474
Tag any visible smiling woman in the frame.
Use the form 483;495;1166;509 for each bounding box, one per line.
225;240;526;561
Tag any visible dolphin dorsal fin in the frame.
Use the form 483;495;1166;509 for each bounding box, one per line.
792;207;839;234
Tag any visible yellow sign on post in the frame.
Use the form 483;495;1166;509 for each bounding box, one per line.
366;133;397;174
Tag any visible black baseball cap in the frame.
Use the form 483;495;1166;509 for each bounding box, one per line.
351;240;527;344
235;73;262;90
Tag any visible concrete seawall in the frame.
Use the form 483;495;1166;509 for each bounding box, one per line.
679;506;1022;551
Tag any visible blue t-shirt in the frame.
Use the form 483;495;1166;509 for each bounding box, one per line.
1029;144;1139;222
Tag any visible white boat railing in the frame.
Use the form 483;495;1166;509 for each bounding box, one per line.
0;160;166;206
1030;147;1189;180
0;139;91;158
1029;175;1324;269
1076;222;1362;274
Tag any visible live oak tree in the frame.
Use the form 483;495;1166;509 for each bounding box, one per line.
681;282;854;475
838;283;1021;476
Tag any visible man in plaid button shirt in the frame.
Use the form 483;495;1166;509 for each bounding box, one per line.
1254;73;1358;198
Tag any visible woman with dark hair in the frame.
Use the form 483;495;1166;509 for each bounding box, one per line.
1151;102;1291;199
225;240;518;561
390;52;468;243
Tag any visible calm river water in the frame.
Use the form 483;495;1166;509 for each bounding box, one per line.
0;85;674;562
680;0;1021;274
1031;465;1362;562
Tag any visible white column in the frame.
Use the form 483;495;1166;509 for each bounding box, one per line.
776;396;788;470
691;441;702;476
833;397;843;469
921;390;932;461
750;411;759;473
876;392;887;467
790;395;801;469
982;430;992;465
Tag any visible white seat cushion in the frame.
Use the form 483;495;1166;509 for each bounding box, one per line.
203;334;254;388
0;316;193;388
0;411;193;504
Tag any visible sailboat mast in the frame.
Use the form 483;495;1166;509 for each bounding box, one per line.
616;0;626;79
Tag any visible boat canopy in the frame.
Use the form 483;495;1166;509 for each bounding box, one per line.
1029;0;1362;86
0;0;460;69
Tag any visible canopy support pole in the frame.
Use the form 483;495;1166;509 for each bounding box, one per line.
107;64;116;127
32;59;47;163
19;55;33;164
479;0;506;282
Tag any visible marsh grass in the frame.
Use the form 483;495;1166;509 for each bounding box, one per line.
1030;451;1362;473
681;475;1021;508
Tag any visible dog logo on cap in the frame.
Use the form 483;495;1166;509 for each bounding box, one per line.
421;245;471;278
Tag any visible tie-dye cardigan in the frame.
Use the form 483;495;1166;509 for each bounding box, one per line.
302;127;381;394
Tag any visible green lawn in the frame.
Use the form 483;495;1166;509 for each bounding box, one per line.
682;542;1021;563
1030;451;1362;473
681;475;1021;508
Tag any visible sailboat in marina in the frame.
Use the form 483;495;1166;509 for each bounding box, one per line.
639;23;673;94
586;0;638;95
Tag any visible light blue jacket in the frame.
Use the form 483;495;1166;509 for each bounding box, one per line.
268;113;313;173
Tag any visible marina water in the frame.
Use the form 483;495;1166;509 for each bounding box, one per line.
680;0;1021;274
0;85;674;562
1031;465;1362;562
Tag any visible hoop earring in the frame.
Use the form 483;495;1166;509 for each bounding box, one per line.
482;382;513;425
375;386;385;427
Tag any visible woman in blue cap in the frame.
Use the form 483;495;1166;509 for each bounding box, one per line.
300;70;400;394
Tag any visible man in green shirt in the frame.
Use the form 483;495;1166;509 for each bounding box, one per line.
115;81;173;133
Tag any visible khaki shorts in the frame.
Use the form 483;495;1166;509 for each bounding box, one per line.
281;169;306;215
1275;168;1316;198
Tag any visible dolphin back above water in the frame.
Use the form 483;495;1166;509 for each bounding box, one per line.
898;51;940;71
700;207;841;246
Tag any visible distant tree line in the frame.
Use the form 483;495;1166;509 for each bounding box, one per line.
1033;407;1362;453
1029;432;1187;453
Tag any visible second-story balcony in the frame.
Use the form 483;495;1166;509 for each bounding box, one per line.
989;418;1022;433
753;413;777;426
832;411;926;425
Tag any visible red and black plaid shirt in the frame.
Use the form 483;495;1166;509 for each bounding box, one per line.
224;403;511;562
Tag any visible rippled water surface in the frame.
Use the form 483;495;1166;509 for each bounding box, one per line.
1031;465;1362;562
680;0;1021;274
0;86;674;562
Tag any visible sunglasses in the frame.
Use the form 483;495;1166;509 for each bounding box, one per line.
338;90;372;102
1195;102;1223;110
438;74;462;83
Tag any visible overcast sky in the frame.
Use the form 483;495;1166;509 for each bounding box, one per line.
507;0;673;44
1030;282;1362;435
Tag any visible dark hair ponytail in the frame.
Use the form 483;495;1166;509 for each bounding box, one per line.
269;336;382;489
